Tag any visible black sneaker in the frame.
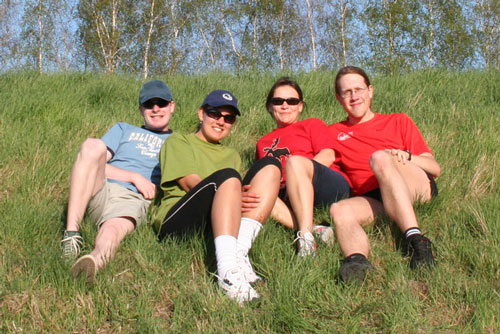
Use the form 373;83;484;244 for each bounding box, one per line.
339;254;373;283
407;234;435;269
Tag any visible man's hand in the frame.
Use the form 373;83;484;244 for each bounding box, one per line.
241;184;260;213
132;174;156;200
386;148;410;164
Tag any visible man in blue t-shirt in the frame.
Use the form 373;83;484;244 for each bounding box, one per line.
62;80;175;283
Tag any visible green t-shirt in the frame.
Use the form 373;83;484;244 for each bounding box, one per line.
150;133;241;232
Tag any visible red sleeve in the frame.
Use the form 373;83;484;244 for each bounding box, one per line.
307;118;334;154
399;114;432;155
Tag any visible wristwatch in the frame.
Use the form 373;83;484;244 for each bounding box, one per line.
404;150;412;161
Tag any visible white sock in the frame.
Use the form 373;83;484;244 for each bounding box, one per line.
214;235;237;278
236;217;263;256
405;227;422;239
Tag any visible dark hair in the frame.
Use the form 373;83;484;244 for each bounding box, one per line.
334;66;371;95
265;77;304;113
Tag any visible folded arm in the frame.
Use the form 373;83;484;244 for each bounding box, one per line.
312;148;335;167
386;149;441;177
105;150;156;199
177;174;203;192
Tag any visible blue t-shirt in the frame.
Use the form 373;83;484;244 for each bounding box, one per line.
102;122;172;193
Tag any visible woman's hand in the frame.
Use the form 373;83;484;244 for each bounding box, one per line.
241;184;260;212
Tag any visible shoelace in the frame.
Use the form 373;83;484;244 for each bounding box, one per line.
293;232;315;246
62;235;83;254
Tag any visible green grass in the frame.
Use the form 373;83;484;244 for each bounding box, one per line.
0;69;499;333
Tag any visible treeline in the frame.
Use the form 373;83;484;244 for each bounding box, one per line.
1;0;498;77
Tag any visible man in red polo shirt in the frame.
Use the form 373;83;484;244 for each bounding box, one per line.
329;66;441;282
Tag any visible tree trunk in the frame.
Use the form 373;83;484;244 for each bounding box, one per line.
305;0;317;70
37;0;43;74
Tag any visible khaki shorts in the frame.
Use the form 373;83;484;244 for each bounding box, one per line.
87;181;151;228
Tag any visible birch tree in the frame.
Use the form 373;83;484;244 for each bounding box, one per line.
21;0;59;73
305;0;318;70
318;0;357;68
76;0;134;73
270;0;304;70
422;0;437;68
363;0;416;74
433;0;474;69
0;0;21;69
141;0;159;79
472;0;500;69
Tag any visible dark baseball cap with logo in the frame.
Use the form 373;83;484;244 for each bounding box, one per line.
139;80;173;105
201;90;240;115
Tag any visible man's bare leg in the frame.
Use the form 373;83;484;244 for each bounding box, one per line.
66;139;108;232
63;139;108;259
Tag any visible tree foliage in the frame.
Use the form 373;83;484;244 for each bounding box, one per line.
0;0;20;68
471;0;500;69
4;0;498;74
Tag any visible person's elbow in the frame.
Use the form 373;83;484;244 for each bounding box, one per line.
430;161;441;178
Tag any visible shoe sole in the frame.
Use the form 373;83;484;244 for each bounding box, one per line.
340;262;373;283
410;258;436;270
72;255;97;284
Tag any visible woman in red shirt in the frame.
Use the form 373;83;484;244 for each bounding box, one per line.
256;78;351;257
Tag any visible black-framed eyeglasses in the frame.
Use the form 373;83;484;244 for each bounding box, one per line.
142;98;170;109
205;109;237;124
270;97;302;106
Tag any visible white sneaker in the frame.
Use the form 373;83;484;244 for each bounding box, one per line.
312;225;335;246
294;231;317;257
237;251;261;284
218;268;260;305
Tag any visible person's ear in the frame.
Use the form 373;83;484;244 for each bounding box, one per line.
168;101;176;113
335;94;343;104
197;108;204;122
298;101;304;114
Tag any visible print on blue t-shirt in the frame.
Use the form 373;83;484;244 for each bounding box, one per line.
101;122;171;193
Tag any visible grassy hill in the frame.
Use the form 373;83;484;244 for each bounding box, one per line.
0;69;498;333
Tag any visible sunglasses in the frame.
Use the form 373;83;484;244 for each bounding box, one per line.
205;109;237;124
270;97;302;105
142;98;170;109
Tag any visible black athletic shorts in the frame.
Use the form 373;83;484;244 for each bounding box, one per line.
279;159;351;208
158;157;281;241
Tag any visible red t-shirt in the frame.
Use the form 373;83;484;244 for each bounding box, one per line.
256;118;349;187
328;113;432;195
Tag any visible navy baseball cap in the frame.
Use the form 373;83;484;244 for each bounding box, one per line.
202;90;240;115
139;80;173;105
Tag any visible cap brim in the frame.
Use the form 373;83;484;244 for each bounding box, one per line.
203;104;240;116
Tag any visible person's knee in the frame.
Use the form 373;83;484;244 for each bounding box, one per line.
286;155;312;176
257;163;281;183
369;150;393;175
80;138;107;162
243;157;281;185
330;201;355;227
99;218;134;241
286;155;308;168
217;169;242;190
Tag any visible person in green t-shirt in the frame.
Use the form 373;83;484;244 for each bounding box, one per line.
150;90;281;305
